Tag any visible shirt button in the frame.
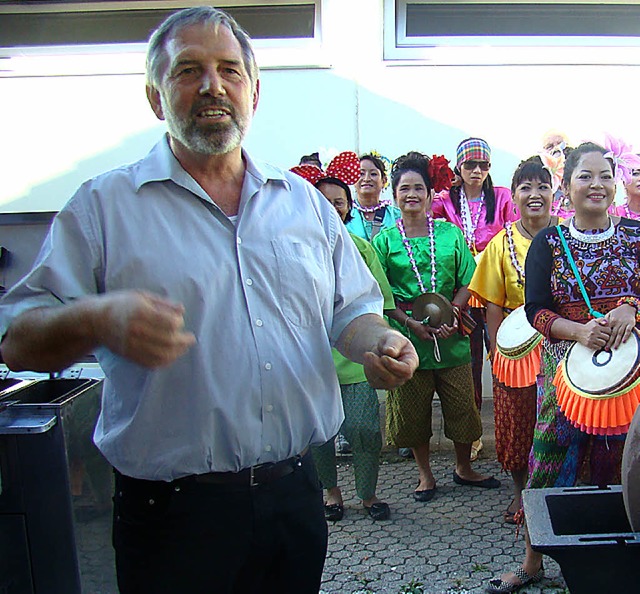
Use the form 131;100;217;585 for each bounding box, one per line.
266;404;274;412
237;237;242;245
264;362;272;370
246;278;253;286
256;319;263;327
265;445;272;452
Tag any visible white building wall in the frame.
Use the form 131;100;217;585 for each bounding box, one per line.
1;0;638;212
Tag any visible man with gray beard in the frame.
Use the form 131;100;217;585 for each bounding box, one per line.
0;7;418;594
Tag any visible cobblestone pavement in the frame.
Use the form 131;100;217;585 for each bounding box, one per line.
74;397;571;594
319;451;568;594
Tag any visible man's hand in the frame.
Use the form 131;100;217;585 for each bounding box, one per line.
97;290;196;368
362;330;418;390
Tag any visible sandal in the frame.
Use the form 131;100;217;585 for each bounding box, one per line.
470;438;483;462
503;499;519;525
503;509;517;525
485;566;544;593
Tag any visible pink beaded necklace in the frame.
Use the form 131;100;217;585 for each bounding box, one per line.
396;216;437;293
624;204;640;220
354;198;392;214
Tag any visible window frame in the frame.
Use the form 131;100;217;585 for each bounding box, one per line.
0;0;328;78
384;0;640;65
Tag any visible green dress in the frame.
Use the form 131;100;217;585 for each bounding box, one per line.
372;220;476;369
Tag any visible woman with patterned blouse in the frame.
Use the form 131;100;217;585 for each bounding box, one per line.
486;142;640;593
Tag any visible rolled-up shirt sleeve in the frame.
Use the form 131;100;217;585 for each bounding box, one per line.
0;192;102;338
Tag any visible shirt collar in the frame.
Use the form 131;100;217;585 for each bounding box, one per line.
134;134;291;193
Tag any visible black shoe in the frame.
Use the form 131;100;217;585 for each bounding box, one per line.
413;487;436;502
453;471;501;489
324;503;344;521
365;502;390;521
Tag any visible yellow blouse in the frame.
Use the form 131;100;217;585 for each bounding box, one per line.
468;223;531;311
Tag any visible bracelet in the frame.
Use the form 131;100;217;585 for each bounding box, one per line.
616;296;640;324
403;316;412;329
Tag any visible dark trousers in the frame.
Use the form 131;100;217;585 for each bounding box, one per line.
469;307;488;411
112;452;328;594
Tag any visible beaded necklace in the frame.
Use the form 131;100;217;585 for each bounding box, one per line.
397;216;437;293
505;222;525;287
624;204;640;220
459;187;484;253
354;198;392;214
568;217;615;244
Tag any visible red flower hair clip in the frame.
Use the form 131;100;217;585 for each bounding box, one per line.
291;151;361;187
427;155;456;193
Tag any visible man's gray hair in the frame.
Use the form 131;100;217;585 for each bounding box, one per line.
146;6;259;89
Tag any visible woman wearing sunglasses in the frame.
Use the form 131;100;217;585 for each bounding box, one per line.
432;138;517;460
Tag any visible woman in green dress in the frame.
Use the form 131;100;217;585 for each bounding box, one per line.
373;151;500;502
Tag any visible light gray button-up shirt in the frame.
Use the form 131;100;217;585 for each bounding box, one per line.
0;137;382;480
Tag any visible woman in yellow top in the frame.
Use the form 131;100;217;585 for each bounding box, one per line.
468;156;558;524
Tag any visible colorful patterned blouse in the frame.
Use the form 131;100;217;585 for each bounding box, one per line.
524;219;640;337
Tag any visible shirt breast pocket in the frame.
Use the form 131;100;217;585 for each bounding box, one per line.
271;239;331;328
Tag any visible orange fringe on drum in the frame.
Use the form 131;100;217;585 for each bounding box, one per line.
553;365;640;436
493;343;542;388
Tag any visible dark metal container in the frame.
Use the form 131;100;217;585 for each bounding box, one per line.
523;485;640;593
0;377;115;594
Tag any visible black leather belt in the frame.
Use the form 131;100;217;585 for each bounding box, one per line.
188;448;308;487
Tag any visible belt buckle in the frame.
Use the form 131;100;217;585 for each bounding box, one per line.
249;465;258;487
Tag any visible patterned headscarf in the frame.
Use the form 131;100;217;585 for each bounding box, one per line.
456;138;491;169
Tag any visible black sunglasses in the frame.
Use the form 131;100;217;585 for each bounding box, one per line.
461;160;491;171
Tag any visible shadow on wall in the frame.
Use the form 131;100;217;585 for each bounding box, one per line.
3;69;520;214
2;126;165;213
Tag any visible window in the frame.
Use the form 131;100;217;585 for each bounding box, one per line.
0;1;325;77
385;0;640;65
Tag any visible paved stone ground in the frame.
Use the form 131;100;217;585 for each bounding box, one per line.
320;394;568;594
320;451;568;594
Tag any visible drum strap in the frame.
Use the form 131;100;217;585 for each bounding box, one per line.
556;225;604;319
